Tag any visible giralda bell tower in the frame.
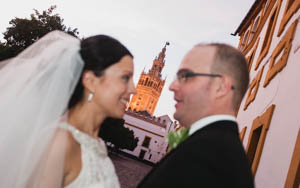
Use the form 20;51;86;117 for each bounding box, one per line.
127;42;169;115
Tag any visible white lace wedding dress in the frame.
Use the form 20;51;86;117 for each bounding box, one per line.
59;122;120;188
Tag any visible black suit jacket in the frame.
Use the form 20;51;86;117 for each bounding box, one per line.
138;120;254;188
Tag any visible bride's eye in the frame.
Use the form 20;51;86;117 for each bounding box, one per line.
121;75;130;83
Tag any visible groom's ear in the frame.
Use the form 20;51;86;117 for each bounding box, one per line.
215;74;234;99
82;71;97;92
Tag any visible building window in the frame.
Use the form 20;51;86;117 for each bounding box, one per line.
252;15;260;32
263;20;298;87
248;16;260;44
247;126;263;166
284;128;300;188
238;0;277;56
255;1;281;70
142;136;151;148
263;0;271;15
240;126;247;142
139;149;146;160
246;38;260;73
261;10;276;50
246;53;254;72
246;104;275;176
278;0;299;36
244;66;264;110
240;30;250;51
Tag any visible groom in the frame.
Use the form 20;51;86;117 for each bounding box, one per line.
138;43;254;187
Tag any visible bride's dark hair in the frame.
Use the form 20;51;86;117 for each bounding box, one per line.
68;35;133;109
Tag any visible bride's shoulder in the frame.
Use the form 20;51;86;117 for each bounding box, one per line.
55;127;82;185
49;127;81;161
47;128;71;159
54;127;81;153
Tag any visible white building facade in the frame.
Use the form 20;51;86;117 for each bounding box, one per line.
122;110;176;164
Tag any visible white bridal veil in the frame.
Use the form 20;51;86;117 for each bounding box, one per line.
0;31;84;187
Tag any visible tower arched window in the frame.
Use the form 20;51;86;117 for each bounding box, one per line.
139;79;144;85
145;78;149;86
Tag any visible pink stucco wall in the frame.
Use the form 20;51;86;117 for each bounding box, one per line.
236;2;300;187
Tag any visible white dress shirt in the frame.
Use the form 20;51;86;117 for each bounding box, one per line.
188;115;236;136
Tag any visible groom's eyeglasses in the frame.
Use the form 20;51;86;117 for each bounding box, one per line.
176;70;222;82
175;69;235;89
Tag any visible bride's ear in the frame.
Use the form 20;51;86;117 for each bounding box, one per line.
82;71;97;92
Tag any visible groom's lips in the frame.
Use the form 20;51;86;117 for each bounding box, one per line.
174;98;182;108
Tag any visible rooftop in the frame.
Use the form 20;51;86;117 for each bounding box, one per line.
232;0;261;36
125;109;171;128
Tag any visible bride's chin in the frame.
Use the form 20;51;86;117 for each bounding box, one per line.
111;109;125;119
118;110;125;118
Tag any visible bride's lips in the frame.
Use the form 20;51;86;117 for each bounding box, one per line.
120;98;129;108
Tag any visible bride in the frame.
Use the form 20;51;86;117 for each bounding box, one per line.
0;30;136;187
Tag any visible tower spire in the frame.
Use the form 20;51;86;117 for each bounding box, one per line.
157;42;170;63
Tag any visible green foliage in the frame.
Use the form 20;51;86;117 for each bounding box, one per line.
99;118;139;151
0;5;79;61
0;42;16;61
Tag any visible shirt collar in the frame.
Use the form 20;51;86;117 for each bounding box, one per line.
188;115;236;136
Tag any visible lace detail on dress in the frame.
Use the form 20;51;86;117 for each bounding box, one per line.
59;122;120;188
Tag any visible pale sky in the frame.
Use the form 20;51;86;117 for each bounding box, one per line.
0;0;254;119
